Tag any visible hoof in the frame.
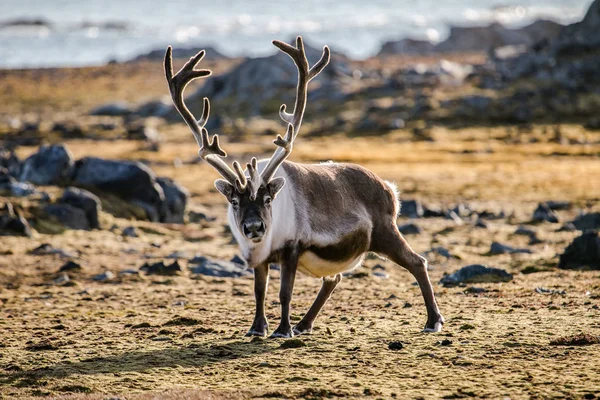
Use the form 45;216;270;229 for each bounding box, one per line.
423;316;444;333
292;324;312;336
245;320;268;337
423;322;443;333
245;329;268;337
270;325;294;338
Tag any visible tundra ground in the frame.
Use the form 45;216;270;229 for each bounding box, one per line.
1;62;599;399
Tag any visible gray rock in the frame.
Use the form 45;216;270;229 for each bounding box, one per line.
545;201;571;210
140;261;182;275
29;243;76;257
59;261;81;272
378;38;436;56
92;271;115;282
430;247;454;259
230;255;246;265
89;102;132;116
129;46;228;62
0;147;21;177
126;123;163;142
134;97;172;118
532;203;559;223
156;177;189;223
440;264;513;287
72;157;167;222
571;212;600;231
0;202;32;237
474;219;488;229
436;20;563;53
60;187;101;229
400;200;424;218
398;223;421;235
489;242;533;255
165;40;351;120
122;226;138;237
44;204;90;230
20;144;75;186
188;256;250;278
514;226;537;237
558;231;600;270
52;273;70;286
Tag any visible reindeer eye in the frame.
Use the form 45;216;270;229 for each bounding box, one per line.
264;197;272;206
231;199;239;208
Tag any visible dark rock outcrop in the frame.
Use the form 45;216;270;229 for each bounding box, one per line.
60;187;101;229
129;46;228;63
378;38;436;56
72;157;167;222
156;177;189;223
558;231;600;270
571;212;600;232
19;144;74;186
165;40;351;120
44;203;90;230
436;20;563;53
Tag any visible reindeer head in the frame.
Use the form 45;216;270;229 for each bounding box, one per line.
164;37;329;243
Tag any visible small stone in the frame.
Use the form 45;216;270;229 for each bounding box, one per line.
52;273;70;285
373;271;389;279
514;226;536;237
230;255;246;265
474;219;488;229
464;286;488;294
398;223;421;235
279;339;307;349
388;341;404;350
532;203;559;223
489;242;532;255
92;271;114;282
59;261;81;272
140;261;182;276
401;200;424;218
440;339;453;346
122;226;138;238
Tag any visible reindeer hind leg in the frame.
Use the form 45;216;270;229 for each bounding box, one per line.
372;225;444;332
293;274;342;335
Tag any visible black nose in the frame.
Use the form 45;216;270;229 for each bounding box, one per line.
243;220;265;238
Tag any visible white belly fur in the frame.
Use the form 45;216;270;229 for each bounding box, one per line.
297;252;365;278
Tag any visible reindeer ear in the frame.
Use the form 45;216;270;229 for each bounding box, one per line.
214;179;234;201
267;177;285;198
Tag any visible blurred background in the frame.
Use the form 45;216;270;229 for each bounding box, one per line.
0;0;592;68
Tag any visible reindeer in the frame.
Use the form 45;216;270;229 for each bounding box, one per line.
164;37;444;338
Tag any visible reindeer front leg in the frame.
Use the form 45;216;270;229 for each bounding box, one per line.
246;263;269;337
271;247;299;338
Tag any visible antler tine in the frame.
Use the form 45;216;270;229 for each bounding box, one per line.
260;36;330;183
164;46;240;185
246;157;262;200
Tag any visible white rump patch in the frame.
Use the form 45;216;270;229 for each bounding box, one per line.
384;180;400;217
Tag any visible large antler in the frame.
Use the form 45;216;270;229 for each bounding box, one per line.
260;36;330;183
164;46;248;189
